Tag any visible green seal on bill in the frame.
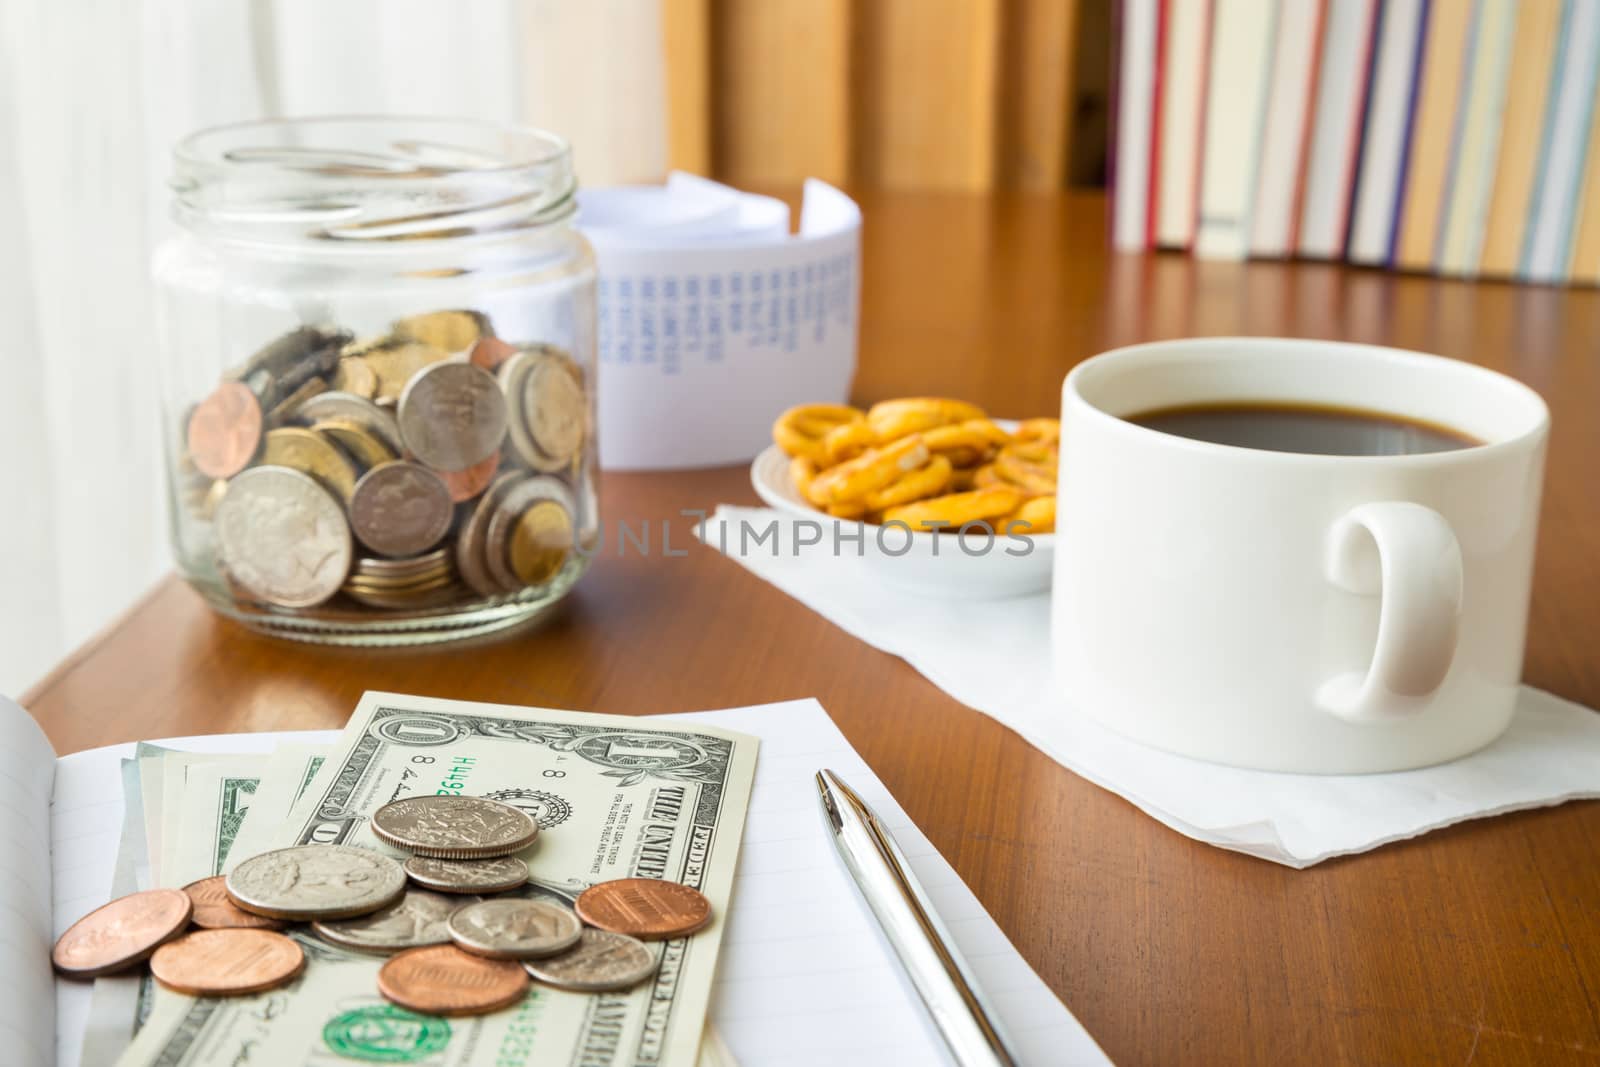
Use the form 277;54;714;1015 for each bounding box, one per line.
323;1005;451;1062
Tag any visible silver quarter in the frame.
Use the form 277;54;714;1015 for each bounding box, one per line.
398;362;507;471
523;928;658;991
225;845;406;921
214;466;352;609
370;795;539;859
446;898;581;960
348;461;454;558
312;888;467;954
404;855;529;895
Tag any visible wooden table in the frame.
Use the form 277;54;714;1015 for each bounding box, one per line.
26;190;1600;1066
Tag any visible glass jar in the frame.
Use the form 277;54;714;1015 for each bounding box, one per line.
154;117;598;644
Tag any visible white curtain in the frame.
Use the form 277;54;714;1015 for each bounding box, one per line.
0;0;668;695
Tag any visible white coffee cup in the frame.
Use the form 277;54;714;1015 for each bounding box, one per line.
1051;338;1549;773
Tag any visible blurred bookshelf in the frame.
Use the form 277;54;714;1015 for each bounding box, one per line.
1110;0;1600;285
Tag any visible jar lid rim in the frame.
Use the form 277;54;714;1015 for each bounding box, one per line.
172;116;576;247
174;116;572;174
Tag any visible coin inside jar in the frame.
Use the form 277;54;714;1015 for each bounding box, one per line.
348;462;455;558
446;898;582;959
214;466;353;609
260;426;359;502
574;879;713;941
469;336;515;371
266;377;329;426
331;356;378;398
226;845;407;920
455;472;525;598
524;928;658;992
395;309;487;353
370;795;539;859
182;876;285;930
523;353;586;464
366;341;449;402
378;944;529;1016
295;391;404;455
150;929;305;996
437;450;501;503
314;417;397;471
404;855;529;895
397;361;508;471
482;476;575;591
51;888;194;978
508;499;574;586
312;888;465;954
187;382;263;480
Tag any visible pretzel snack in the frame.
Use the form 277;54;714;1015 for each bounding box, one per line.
882;486;1023;531
773;404;865;464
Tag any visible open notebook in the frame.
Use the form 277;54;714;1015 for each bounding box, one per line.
5;696;1109;1066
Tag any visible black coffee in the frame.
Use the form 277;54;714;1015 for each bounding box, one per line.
1127;401;1481;456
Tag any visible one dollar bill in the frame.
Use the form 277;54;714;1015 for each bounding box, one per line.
118;692;759;1067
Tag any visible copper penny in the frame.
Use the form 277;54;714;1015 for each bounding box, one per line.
574;879;712;941
52;888;194;978
187;382;263;479
182;876;284;931
149;928;305;995
437;450;501;502
377;944;529;1016
469;336;516;371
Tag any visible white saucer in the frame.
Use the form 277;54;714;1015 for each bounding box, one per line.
747;440;1055;599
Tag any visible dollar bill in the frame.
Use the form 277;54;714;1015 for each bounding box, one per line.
223;744;327;873
134;744;173;887
133;748;232;888
118;692;759;1067
124;937;740;1067
86;749;297;1065
170;757;267;883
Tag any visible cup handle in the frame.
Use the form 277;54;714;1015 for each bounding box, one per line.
1316;502;1464;723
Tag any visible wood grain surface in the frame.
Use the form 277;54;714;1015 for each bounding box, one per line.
25;190;1600;1066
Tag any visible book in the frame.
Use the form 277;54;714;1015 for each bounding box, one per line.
1394;0;1475;271
1436;0;1519;275
1569;36;1600;285
1477;0;1563;277
9;694;1107;1066
1297;0;1379;258
1112;0;1161;249
1154;0;1213;248
1520;0;1600;282
1248;0;1326;258
1346;0;1430;265
1195;0;1280;259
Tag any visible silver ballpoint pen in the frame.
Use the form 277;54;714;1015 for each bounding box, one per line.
816;769;1022;1067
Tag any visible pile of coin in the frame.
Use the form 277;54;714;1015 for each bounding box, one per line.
178;310;592;615
50;796;712;1018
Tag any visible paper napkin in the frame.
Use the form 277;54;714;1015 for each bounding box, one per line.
699;506;1600;868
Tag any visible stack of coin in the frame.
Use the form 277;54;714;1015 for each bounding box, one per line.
343;548;462;609
176;310;592;617
51;796;713;1016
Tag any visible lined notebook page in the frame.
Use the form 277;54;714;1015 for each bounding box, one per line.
683;702;1108;1066
46;701;1106;1066
1;696;57;1067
